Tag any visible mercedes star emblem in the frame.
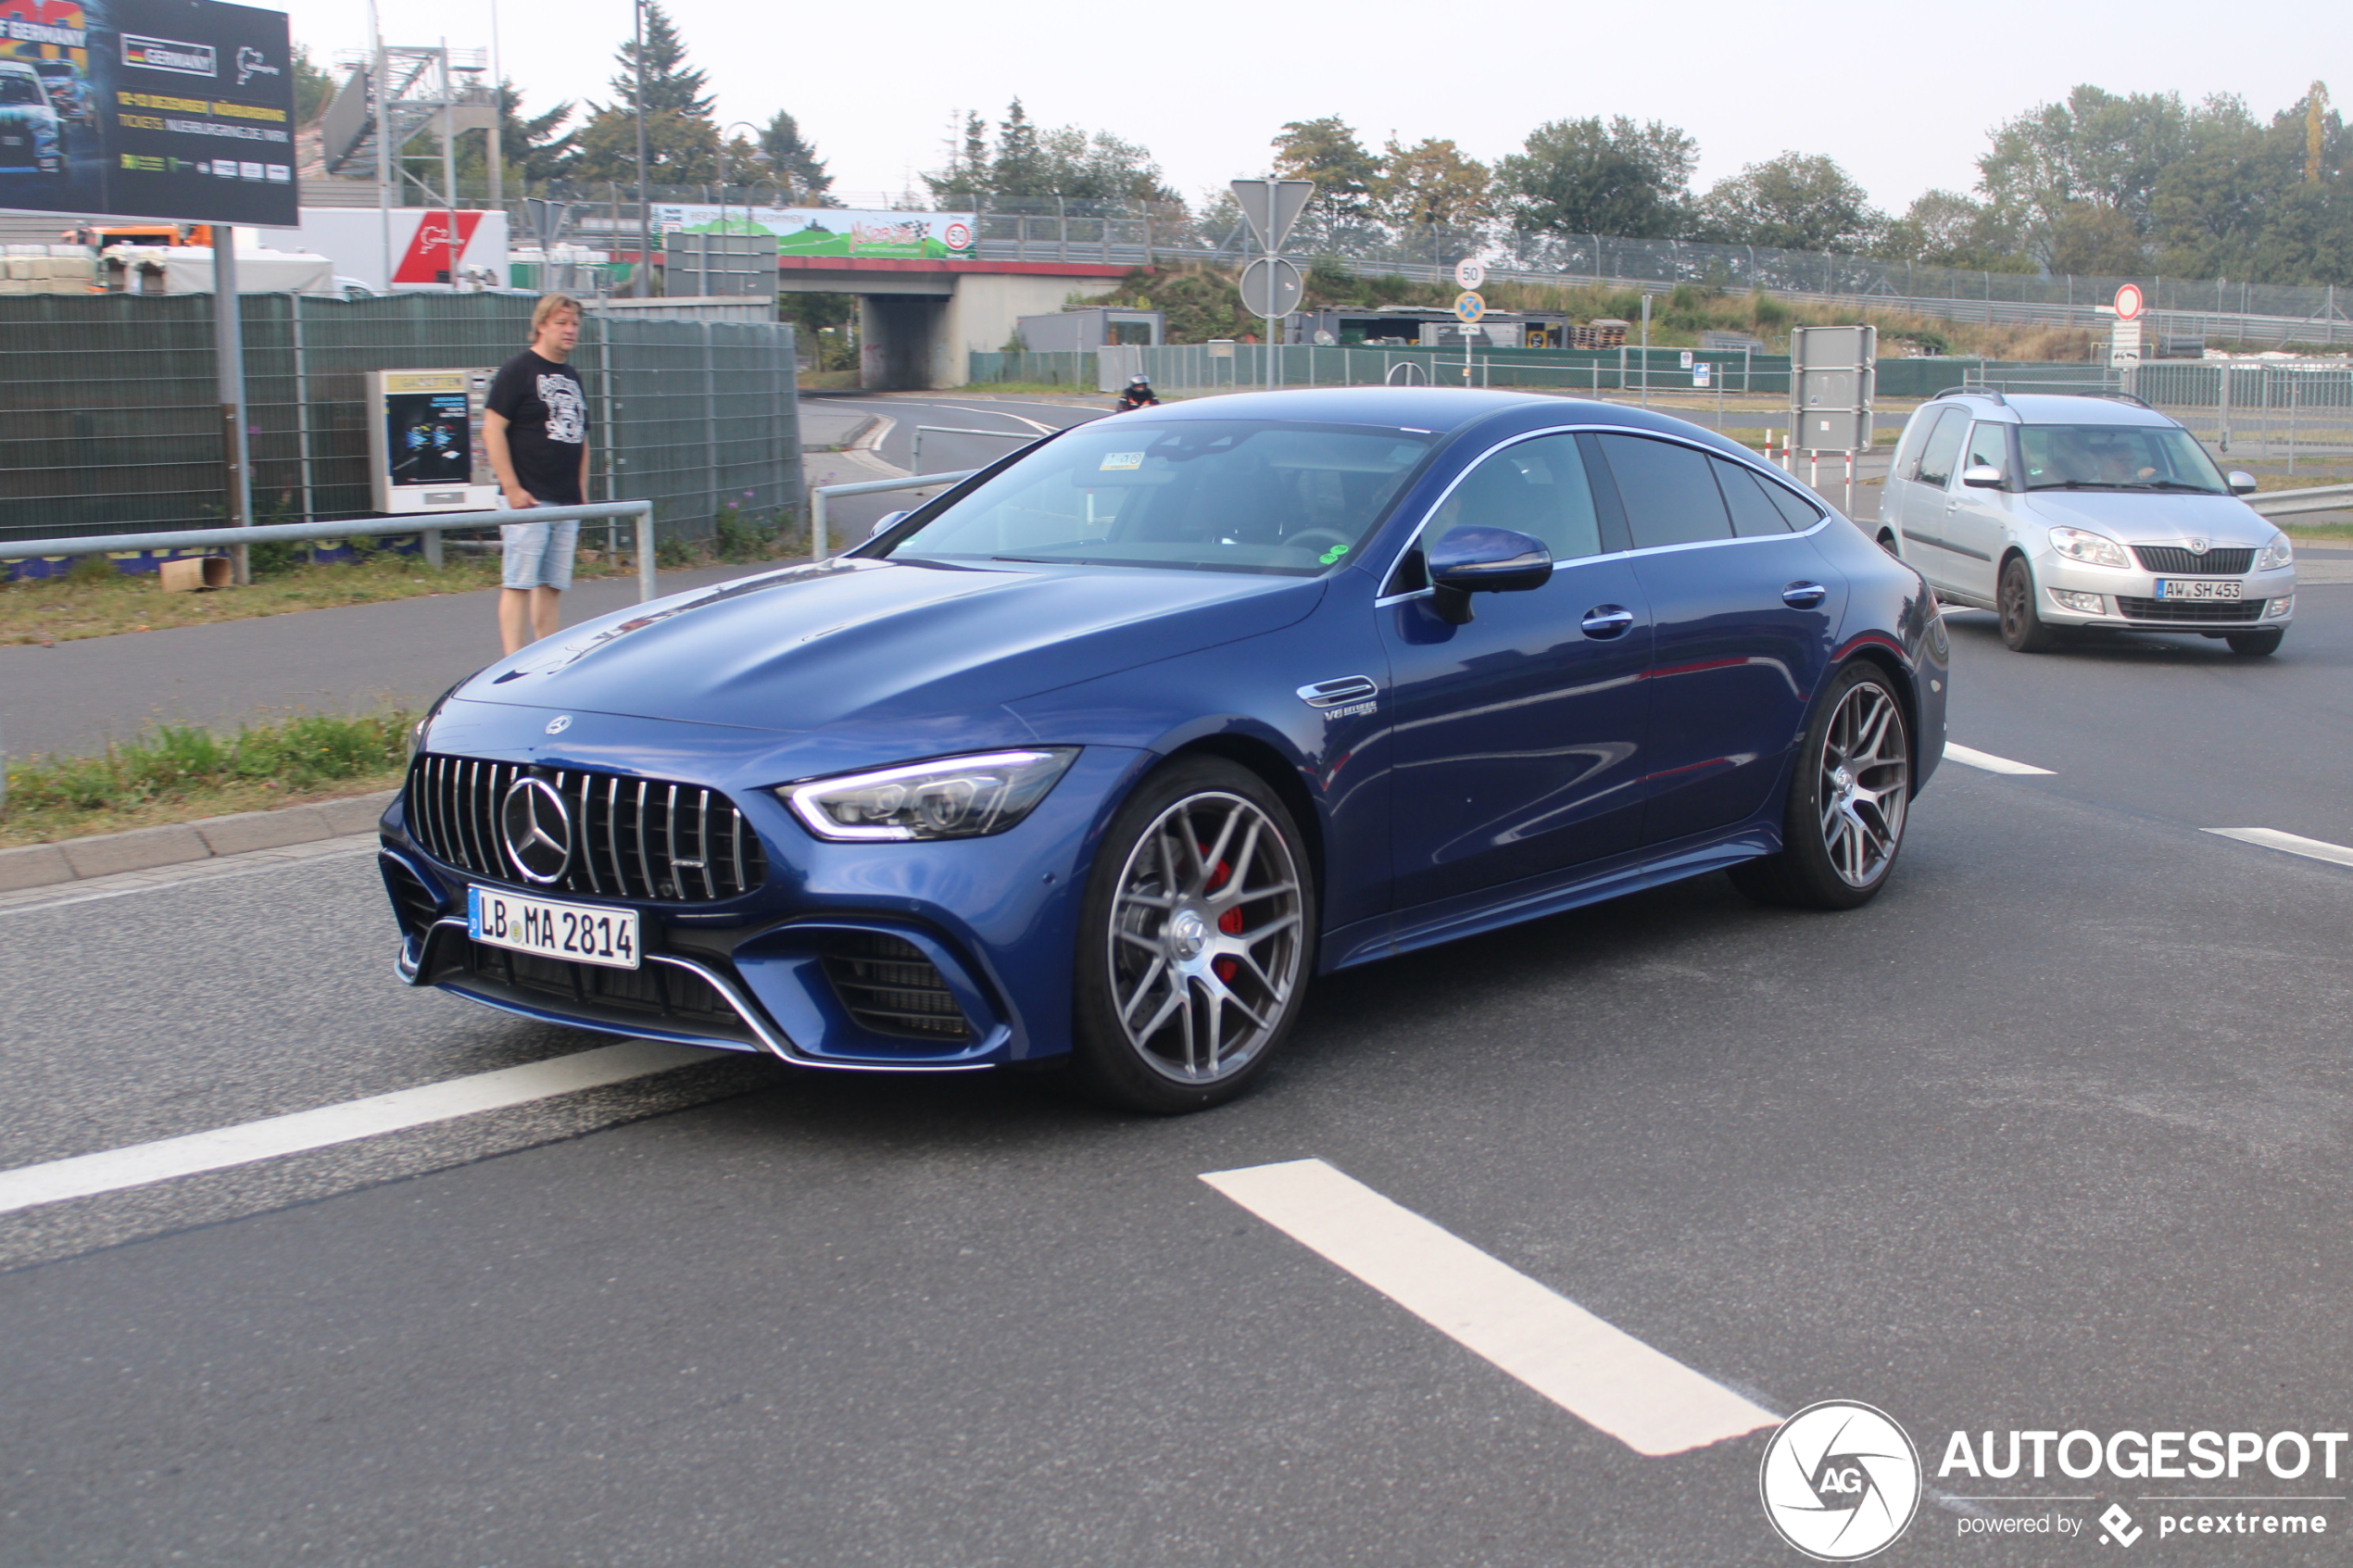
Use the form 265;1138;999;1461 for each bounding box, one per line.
545;715;573;734
500;776;573;884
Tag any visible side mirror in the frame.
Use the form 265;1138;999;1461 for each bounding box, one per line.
1427;526;1552;624
864;509;912;544
2227;471;2259;495
1960;464;2004;489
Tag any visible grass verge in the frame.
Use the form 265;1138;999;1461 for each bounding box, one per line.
1;710;411;847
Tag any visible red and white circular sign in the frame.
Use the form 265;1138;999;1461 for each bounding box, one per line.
2113;283;2144;320
943;221;973;252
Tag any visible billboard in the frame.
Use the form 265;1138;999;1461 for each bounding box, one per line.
0;0;296;226
648;203;975;261
258;207;510;291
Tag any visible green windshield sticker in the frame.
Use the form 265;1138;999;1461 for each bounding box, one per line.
1319;545;1351;564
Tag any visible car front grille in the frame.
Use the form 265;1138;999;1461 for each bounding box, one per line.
822;933;972;1040
2115;595;2268;623
407;754;767;903
459;939;744;1032
2133;546;2255;574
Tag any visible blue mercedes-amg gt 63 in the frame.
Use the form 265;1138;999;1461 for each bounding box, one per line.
382;387;1947;1112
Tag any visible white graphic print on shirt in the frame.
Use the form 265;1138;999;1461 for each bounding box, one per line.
537;373;585;445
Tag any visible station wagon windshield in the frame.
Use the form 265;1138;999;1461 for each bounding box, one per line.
878;420;1437;575
2018;424;2228;494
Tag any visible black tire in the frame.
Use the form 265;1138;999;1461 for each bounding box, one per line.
1997;555;2062;652
1068;757;1315;1114
1729;661;1912;911
2226;628;2284;657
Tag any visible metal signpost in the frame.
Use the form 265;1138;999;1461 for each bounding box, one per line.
1788;324;1878;512
1453;287;1486;385
1231;178;1314;388
2107;283;2145;392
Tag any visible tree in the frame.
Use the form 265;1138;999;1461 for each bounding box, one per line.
292;44;334;126
989;98;1049;199
2147;89;2353;283
924;111;991;203
1494;116;1696;239
1693;152;1881;252
1272;117;1380;220
758;111;834;204
1977;85;2207;265
566;2;718;184
1373;136;1491;229
454;81;575;193
920;100;1177;208
1876;189;2032;271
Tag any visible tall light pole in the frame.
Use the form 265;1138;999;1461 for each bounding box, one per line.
632;0;650;296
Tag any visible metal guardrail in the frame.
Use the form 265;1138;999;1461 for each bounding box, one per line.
0;500;662;602
911;425;1038;474
2247;483;2353;517
809;470;976;560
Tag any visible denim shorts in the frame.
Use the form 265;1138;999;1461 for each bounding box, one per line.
500;517;579;591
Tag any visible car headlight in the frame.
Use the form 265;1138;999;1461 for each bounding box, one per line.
2257;534;2294;572
2048;526;2130;569
780;748;1079;842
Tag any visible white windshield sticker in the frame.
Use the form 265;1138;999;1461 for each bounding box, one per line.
1100;452;1145;470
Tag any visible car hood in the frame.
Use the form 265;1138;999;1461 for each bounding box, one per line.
2020;490;2277;546
459;556;1326;735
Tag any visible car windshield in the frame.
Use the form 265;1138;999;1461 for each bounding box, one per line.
876;419;1438;575
2018;423;2228;493
0;73;44;106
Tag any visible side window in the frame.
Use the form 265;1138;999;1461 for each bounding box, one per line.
1592;433;1733;549
1964;421;2009;483
1757;475;1824;530
1424;433;1603;563
1891;410;1938;481
1713;458;1795;536
1914;408;1967;489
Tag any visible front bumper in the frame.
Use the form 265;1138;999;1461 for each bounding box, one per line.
379;745;1151;1072
2031;555;2295;632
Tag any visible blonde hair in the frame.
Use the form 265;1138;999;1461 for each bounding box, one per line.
532;293;583;333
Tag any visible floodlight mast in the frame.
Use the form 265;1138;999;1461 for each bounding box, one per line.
633;0;650;296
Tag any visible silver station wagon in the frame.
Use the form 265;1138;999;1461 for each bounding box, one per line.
1881;389;2296;656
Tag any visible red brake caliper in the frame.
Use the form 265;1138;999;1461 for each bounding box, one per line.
1202;849;1243;981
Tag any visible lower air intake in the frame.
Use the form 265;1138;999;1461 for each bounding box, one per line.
822;934;973;1041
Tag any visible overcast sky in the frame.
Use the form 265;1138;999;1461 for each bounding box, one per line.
283;0;2341;213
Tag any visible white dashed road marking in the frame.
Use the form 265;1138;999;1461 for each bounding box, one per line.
0;1042;707;1218
1201;1158;1779;1456
2204;828;2353;869
1944;742;2055;776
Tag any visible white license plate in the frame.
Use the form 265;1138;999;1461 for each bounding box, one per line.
468;885;639;969
2156;578;2242;601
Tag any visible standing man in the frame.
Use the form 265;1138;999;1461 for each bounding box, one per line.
484;294;591;654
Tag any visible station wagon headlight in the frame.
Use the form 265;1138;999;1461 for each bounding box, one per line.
2257;534;2294;572
781;748;1079;842
2048;526;2130;569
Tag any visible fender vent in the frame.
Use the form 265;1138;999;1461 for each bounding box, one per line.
822;934;972;1040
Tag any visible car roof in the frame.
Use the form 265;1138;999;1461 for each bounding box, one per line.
1928;390;2180;428
0;60;37;74
1120;387;1759;460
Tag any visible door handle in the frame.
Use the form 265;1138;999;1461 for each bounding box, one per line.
1782;581;1828;608
1944;499;1960;512
1581;605;1636;638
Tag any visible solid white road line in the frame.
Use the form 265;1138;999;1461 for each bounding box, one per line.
1944;742;2056;776
1200;1158;1779;1457
2205;827;2353;869
0;1041;708;1219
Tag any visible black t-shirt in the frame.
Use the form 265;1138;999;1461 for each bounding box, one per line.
486;350;588;506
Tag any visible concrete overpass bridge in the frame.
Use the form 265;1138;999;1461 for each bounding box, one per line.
774;255;1131;390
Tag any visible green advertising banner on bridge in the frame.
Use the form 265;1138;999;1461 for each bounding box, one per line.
649;204;976;261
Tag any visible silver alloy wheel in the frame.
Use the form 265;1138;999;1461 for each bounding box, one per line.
1107;789;1305;1085
1818;681;1909;888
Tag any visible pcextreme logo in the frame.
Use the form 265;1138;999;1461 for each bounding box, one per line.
1759;1400;1923;1561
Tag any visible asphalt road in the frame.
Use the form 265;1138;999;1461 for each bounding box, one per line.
4;579;2350;1564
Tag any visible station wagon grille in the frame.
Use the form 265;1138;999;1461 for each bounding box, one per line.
2133;546;2254;574
407;754;767;903
2114;595;2268;624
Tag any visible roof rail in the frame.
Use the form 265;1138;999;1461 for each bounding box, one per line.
2082;389;2155;409
1932;383;2007;407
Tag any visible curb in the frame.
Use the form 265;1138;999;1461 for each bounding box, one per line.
0;788;396;893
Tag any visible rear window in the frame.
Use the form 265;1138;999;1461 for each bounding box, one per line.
1592;434;1732;549
1913;408;1968;488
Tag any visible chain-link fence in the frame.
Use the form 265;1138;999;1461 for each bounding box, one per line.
2129;360;2353;464
0;293;800;546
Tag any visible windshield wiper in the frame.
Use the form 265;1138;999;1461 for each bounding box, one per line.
2024;481;2123;491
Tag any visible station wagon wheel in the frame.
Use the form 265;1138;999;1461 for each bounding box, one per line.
1729;662;1911;911
1070;759;1314;1114
1997;555;2062;652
